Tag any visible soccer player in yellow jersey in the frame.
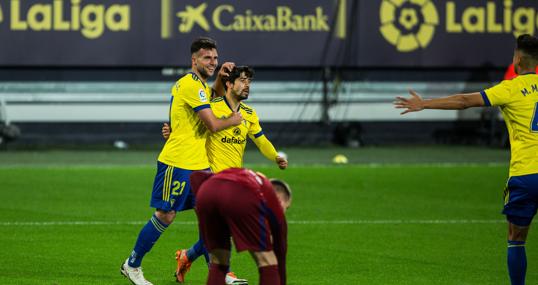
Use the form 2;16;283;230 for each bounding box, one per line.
164;66;287;284
164;66;287;172
121;37;242;285
394;34;538;285
206;65;287;172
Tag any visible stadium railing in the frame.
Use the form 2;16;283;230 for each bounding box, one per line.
0;81;494;122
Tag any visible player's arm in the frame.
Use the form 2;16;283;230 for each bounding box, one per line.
251;133;287;170
197;108;242;133
394;90;485;115
248;111;287;169
212;62;235;98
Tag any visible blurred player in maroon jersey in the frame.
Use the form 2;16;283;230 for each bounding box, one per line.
190;168;292;285
504;63;538;80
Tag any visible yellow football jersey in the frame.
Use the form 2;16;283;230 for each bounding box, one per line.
482;73;538;176
206;96;273;173
158;72;212;170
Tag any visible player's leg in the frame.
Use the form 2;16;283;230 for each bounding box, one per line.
506;221;530;285
221;181;279;285
194;178;235;285
177;233;209;268
127;209;175;267
249;251;280;285
207;249;231;285
175;174;247;284
175;233;210;283
173;170;210;282
205;251;249;285
122;162;186;285
503;174;538;285
179;237;251;284
122;209;174;284
121;162;180;284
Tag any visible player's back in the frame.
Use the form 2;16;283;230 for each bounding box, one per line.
210;168;282;214
158;73;212;170
214;168;288;285
484;73;538;176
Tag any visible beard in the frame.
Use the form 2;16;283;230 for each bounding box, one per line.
197;65;213;79
238;90;249;101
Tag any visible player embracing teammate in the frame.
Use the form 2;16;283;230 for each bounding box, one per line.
121;36;289;285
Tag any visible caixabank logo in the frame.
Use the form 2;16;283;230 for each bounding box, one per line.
160;0;347;39
380;0;538;53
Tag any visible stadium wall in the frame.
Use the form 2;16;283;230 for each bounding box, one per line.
0;70;508;148
0;0;523;148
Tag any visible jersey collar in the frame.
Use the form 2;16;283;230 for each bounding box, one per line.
223;95;240;112
187;72;207;88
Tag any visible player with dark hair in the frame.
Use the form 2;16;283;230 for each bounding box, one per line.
120;37;242;285
190;168;291;285
394;34;538;285
165;65;287;284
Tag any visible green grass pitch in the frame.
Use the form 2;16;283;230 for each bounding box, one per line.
0;147;536;284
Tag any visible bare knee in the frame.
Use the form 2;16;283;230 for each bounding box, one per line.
209;249;230;266
250;251;278;267
508;222;530;241
154;210;176;225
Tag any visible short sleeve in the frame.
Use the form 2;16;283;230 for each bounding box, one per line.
481;80;513;107
173;79;210;112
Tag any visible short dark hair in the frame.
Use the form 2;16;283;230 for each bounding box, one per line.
221;66;254;88
516;34;538;69
270;178;292;201
191;37;217;54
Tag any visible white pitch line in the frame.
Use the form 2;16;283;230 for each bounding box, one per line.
288;219;506;224
0;219;506;226
0;162;507;169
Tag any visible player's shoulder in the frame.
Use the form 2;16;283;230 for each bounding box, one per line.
178;72;205;87
488;78;516;93
210;96;228;111
210;96;225;104
239;102;255;116
501;75;536;93
180;72;200;82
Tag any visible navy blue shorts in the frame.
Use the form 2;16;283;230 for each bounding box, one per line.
503;173;538;226
150;161;208;212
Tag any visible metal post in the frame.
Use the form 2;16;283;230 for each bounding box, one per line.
322;67;331;125
0;97;8;126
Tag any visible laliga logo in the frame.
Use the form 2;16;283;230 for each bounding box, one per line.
380;0;439;52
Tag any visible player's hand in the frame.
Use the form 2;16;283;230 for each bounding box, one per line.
276;156;288;170
162;123;171;140
394;89;425;115
218;62;235;78
229;112;243;126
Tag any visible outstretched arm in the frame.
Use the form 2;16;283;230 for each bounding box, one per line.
394;90;486;115
253;135;287;170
